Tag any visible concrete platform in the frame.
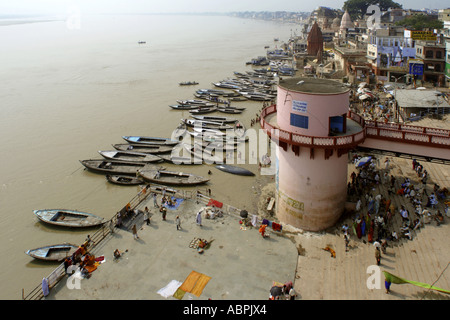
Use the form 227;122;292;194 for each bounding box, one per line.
45;197;298;300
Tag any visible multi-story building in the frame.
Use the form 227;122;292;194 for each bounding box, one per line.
366;31;416;80
415;40;446;86
444;41;450;87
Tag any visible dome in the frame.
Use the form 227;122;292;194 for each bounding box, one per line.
332;17;341;27
340;10;354;29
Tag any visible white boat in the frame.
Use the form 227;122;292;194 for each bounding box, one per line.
98;150;164;163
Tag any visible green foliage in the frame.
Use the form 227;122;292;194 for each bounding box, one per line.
343;0;402;20
395;15;444;30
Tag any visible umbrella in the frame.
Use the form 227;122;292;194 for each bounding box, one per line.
356;156;372;167
240;210;248;218
270;286;283;297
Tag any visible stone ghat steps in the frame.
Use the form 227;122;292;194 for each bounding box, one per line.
294;156;449;300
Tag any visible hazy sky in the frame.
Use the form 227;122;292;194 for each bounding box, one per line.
0;0;448;15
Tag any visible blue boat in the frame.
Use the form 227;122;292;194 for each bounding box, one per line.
215;164;255;176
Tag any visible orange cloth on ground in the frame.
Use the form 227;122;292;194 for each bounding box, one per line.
190;274;212;297
174;271;211;299
179;271;202;293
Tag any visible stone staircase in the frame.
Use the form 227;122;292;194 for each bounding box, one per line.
292;156;450;300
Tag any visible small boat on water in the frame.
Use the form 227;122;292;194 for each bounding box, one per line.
106;174;145;186
138;169;209;186
80;159;158;175
191;115;238;123
193;127;226;136
196;89;227;96
186;131;248;143
179;81;199;86
177;99;213;107
217;107;245;114
182;143;225;164
182;118;234;130
26;243;78;261
122;136;179;146
112;143;173;154
215;164;255;176
99;150;164;163
227;96;248;102
189;106;217;115
156;153;202;165
34;209;105;228
169;104;201;110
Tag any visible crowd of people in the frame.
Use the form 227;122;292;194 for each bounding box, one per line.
344;154;447;258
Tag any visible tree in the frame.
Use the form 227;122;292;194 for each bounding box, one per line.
395;15;443;30
343;0;402;20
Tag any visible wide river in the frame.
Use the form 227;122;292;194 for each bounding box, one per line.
0;14;298;298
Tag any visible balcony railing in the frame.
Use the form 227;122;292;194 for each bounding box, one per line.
260;105;366;149
260;105;450;150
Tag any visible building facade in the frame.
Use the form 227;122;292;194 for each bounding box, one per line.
415;40;446;86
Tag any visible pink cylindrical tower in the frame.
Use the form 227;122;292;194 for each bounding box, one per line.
261;78;366;231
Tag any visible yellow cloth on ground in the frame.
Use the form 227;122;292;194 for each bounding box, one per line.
173;287;186;300
173;270;211;299
190;274;212;297
179;271;202;292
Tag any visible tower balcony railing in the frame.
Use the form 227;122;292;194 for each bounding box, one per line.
260;104;366;149
260;104;450;150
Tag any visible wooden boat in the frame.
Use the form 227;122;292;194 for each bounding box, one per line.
169;104;201;110
215;164;255;176
176;100;214;107
179;81;199;86
217;107;244;114
122;136;179;146
191;115;238;123
186;131;248;143
98;150;163;163
227;97;248;101
26;243;78;261
138;169;209;186
193;127;226;136
182;118;234;130
196;89;226;96
195;140;238;151
156;153;202;165
80;159;160;175
106;174;145;185
182;143;225;164
34;209;105;228
112;143;173;154
189;106;217;115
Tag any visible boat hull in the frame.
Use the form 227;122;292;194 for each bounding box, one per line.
138;169;209;186
215;164;255;176
34;209;105;228
122;136;179;146
26;244;78;261
106;175;145;185
80;159;149;175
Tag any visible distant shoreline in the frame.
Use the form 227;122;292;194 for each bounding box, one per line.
0;19;60;27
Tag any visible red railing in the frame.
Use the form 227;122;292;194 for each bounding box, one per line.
260;105;450;150
260;104;366;149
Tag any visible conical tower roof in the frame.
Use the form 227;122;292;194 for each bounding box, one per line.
307;21;323;43
340;10;354;29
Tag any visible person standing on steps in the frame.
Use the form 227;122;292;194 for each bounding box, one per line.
176;215;181;230
132;224;139;240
